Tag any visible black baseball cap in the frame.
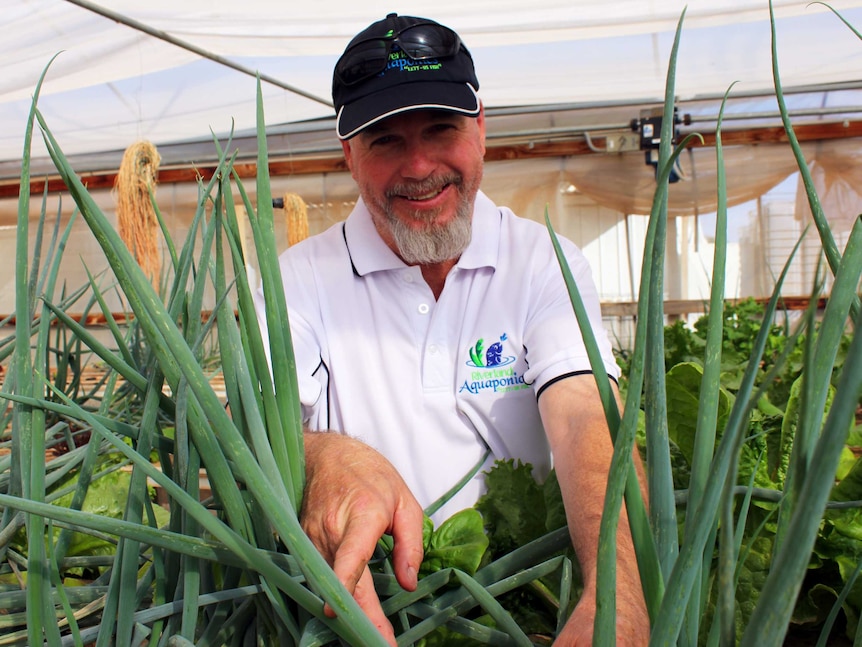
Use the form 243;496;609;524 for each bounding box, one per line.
333;13;481;140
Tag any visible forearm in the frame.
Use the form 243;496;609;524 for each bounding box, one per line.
539;375;648;644
554;404;642;592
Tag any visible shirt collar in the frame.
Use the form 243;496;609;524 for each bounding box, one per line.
343;199;407;276
343;190;501;276
455;190;499;271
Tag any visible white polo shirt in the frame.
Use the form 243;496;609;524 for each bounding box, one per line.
257;190;619;523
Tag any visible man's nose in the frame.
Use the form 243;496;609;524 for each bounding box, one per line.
399;142;437;180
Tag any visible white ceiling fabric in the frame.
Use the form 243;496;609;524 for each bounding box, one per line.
3;0;862;164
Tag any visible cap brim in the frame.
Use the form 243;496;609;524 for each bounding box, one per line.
336;82;480;140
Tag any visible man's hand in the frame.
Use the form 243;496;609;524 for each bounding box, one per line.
555;584;649;646
301;431;425;645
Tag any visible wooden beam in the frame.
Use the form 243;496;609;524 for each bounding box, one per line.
690;120;862;147
0;157;353;199
1;120;859;201
599;296;827;317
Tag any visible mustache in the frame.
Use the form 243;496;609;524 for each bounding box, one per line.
385;174;462;199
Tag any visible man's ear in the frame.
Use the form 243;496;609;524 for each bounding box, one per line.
476;103;487;155
340;140;355;175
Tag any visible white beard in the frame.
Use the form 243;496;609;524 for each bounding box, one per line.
385;203;473;264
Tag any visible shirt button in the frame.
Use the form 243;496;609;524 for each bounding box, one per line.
418;303;430;314
428;344;438;354
403;272;414;283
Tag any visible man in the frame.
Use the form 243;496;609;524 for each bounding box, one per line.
257;13;647;645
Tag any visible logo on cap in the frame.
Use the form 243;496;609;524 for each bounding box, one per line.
385;47;444;76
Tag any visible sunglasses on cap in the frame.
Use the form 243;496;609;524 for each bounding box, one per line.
335;21;463;87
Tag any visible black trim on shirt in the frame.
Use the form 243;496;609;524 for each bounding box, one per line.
342;223;360;277
536;370;619;400
311;358;331;429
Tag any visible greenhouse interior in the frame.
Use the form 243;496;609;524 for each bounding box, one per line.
0;0;862;646
3;1;862;334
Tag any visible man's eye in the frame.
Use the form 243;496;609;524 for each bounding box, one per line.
430;123;456;134
370;135;395;147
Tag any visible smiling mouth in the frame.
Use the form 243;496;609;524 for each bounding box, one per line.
400;184;449;201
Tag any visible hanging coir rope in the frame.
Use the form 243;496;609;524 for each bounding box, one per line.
116;141;161;288
284;193;309;246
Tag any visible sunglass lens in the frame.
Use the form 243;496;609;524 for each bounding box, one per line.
337;40;390;85
397;24;459;60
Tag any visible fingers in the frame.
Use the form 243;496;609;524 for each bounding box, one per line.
329;513;382;599
353;567;397;647
322;563;397;646
389;498;425;591
300;432;424;644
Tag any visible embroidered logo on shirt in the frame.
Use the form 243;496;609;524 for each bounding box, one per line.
467;333;513;368
460;333;529;395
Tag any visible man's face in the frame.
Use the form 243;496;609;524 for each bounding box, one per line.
341;108;486;265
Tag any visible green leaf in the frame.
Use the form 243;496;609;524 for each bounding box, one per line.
423;515;434;553
421;509;489;576
833;456;862;508
846;426;862;448
735;534;775;633
792;583;839;630
417;615;497;647
476;460;547;556
666;362;733;465
836;448;857;482
812;524;862;639
781;376;815;482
